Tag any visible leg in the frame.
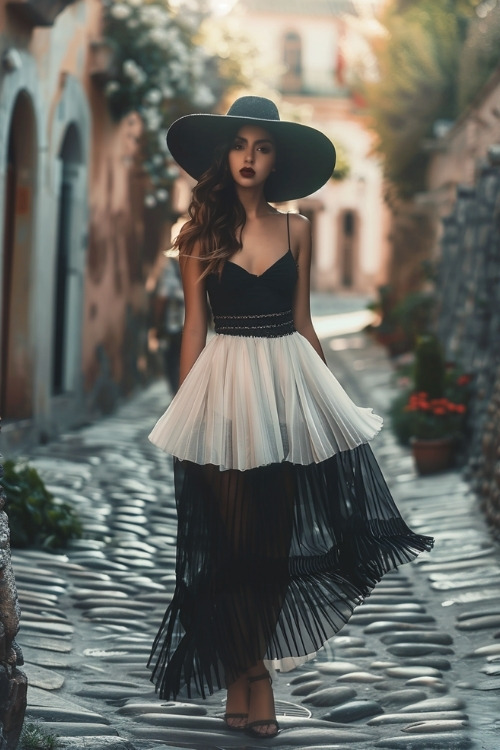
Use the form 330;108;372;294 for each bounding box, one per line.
246;662;280;738
163;333;182;394
224;671;249;730
202;463;295;673
201;463;294;734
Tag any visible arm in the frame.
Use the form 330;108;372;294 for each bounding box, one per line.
153;296;167;336
291;214;326;364
179;247;208;385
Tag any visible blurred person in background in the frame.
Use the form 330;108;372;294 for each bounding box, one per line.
154;242;185;394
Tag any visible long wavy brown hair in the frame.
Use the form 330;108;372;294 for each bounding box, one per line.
173;140;247;279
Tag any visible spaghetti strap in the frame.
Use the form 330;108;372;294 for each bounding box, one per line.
286;211;291;250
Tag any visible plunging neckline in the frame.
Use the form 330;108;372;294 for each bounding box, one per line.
225;248;292;278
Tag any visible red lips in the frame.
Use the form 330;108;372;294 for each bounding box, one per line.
240;168;255;177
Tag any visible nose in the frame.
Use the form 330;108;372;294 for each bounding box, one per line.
244;150;254;163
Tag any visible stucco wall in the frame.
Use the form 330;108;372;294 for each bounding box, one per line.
0;0;152;447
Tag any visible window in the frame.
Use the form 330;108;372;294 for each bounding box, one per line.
282;31;302;93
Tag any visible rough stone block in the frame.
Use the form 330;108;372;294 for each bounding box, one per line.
1;668;27;749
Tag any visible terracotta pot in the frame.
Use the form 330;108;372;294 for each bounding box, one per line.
410;436;455;475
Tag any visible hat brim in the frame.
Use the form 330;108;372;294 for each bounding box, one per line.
166;113;336;203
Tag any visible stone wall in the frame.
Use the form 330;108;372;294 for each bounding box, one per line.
0;449;27;749
436;148;500;531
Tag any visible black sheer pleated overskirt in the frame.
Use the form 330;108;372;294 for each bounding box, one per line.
148;443;434;699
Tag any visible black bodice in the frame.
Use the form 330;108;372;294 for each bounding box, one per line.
206;249;298;337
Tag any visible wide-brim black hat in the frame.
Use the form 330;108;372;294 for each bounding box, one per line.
166;96;336;203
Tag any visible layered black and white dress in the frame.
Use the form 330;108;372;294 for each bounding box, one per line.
148;233;433;699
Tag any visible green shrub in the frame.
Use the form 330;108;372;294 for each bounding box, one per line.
414;334;445;398
390;388;415;447
0;460;82;551
393;291;437;348
19;722;61;750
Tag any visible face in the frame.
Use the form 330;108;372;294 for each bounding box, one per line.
227;125;276;190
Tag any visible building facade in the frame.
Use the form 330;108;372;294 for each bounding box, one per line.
234;0;390;293
0;0;150;451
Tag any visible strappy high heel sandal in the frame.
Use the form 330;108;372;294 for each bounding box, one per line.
245;671;280;739
224;711;248;731
224;674;249;731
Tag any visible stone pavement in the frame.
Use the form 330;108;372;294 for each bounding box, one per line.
9;313;500;750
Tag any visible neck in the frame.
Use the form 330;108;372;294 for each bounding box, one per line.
234;185;270;218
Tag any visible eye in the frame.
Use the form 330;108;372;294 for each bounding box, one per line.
232;141;244;150
258;146;271;153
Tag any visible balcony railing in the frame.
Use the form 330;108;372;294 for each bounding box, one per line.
7;0;77;27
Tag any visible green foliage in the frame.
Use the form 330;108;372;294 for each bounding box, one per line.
368;285;437;355
414;334;445;398
390;387;415;446
101;0;266;205
360;0;496;197
0;461;82;551
330;141;350;181
20;723;61;750
393;291;437;348
389;336;472;445
458;5;500;109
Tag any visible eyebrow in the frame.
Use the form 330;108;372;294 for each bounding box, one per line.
234;136;274;145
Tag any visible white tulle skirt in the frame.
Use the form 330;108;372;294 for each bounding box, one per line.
149;331;383;471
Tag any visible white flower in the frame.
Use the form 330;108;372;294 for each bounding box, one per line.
166;165;179;179
167;60;186;82
127;0;142;6
161;85;174;99
190;46;208;78
142;107;162;132
105;81;120;96
123;59;147;86
156;188;169;202
139;6;168;27
148;27;173;50
170;40;188;63
110;3;131;20
145;88;162;105
191;57;204;78
144;194;157;208
192;84;215;108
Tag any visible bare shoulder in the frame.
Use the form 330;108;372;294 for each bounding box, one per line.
179;240;204;280
288;212;311;238
285;213;311;259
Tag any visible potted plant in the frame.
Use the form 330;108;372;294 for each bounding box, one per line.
405;391;467;474
389;335;472;474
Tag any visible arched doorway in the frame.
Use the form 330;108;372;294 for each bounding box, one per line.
52;124;83;396
338;209;358;289
1;91;37;419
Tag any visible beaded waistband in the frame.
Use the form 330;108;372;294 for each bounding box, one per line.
213;309;295;338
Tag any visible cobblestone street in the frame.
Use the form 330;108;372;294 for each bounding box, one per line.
10;307;500;750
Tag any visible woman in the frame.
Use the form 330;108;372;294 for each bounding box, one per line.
148;96;433;739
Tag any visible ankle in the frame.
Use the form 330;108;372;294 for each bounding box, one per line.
247;665;270;683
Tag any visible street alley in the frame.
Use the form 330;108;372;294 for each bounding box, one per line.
11;305;500;750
